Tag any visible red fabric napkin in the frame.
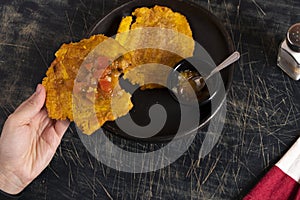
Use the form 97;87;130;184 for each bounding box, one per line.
244;137;300;200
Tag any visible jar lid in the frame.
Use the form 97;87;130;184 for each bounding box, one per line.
287;23;300;52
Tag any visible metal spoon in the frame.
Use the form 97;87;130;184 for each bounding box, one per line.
169;51;240;104
185;51;240;92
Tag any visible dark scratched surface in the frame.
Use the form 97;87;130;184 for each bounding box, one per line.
0;0;300;199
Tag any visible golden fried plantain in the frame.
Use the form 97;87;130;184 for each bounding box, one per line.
42;34;133;134
116;5;195;89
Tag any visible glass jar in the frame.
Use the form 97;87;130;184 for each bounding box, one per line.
277;23;300;80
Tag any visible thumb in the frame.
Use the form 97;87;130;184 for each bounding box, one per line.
12;84;46;125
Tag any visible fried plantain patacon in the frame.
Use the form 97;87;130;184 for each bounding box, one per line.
42;34;133;134
116;5;195;89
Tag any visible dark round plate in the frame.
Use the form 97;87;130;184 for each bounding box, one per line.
88;0;235;142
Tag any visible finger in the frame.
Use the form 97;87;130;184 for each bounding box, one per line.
36;108;54;136
12;84;46;125
54;120;70;139
41;120;70;149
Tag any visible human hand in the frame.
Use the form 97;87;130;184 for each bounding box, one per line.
0;84;70;195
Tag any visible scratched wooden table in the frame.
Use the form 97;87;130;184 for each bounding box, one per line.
0;0;300;199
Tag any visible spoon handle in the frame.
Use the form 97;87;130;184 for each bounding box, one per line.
206;51;240;80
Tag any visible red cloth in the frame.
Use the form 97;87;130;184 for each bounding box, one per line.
244;166;300;200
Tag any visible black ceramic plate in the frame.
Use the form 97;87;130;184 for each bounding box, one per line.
88;0;235;142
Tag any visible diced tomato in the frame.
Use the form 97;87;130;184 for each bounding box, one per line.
99;79;111;92
95;56;110;70
93;69;104;79
85;63;93;72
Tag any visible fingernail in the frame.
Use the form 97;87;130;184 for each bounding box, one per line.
36;84;42;94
